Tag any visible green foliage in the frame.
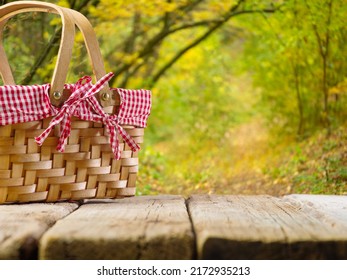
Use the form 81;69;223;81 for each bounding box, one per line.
262;127;347;195
236;0;347;135
1;0;347;196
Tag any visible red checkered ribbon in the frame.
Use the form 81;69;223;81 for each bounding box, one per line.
33;72;151;159
1;73;151;159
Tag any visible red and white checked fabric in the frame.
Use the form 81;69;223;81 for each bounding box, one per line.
0;84;57;125
0;72;152;160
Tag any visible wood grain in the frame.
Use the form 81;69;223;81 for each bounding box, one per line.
1;194;346;260
284;194;347;226
0;202;78;259
187;195;347;260
40;195;194;260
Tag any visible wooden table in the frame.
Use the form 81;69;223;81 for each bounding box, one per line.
1;194;346;259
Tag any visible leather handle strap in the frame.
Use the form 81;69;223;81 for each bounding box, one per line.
0;1;75;105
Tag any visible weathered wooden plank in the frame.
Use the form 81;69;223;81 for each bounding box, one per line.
0;203;78;260
187;195;347;260
40;195;194;260
284;194;347;225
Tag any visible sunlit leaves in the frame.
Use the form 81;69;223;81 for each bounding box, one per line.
2;0;346;195
236;0;347;135
89;0;181;20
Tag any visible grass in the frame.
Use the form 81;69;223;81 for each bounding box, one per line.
134;32;347;197
137;122;347;197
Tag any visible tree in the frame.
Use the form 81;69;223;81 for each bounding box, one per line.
237;0;347;136
1;0;277;88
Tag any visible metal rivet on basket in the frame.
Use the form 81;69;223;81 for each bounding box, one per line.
53;91;62;100
101;92;110;101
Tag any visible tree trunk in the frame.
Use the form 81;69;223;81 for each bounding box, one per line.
294;64;304;137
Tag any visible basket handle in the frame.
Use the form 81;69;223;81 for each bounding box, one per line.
0;1;75;106
0;1;115;107
62;8;116;107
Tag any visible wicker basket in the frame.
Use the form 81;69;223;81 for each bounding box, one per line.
0;2;150;203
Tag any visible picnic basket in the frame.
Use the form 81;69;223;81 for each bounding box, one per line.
0;1;152;203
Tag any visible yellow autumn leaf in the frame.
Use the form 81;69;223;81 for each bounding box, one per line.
329;80;347;95
328;87;340;95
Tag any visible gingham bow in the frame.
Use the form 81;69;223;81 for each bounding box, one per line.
85;90;140;160
35;72;140;160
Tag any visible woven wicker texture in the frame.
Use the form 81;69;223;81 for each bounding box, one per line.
0;2;148;204
0;111;143;203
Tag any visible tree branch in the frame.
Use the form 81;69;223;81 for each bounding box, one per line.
171;8;277;33
148;23;221;88
69;0;77;9
169;20;224;33
18;0;94;84
113;0;277;83
119;58;148;88
179;0;205;14
148;5;279;88
20;27;62;85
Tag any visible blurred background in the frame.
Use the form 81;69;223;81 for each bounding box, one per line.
1;0;346;196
